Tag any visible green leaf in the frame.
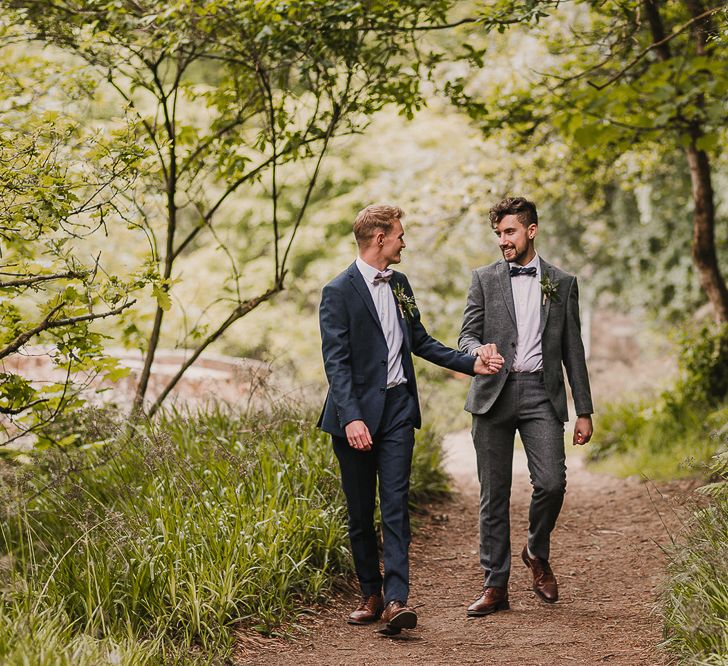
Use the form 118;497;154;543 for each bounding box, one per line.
695;133;719;152
152;283;172;311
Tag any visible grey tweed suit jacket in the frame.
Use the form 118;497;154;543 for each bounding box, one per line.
459;257;593;422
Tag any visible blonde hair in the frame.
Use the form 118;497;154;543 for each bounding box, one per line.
353;204;404;245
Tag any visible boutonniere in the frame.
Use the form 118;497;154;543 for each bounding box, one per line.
540;275;560;306
392;283;417;320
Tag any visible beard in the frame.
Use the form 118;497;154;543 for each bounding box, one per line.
501;244;529;264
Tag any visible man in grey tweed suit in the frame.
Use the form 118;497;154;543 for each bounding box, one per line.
459;196;594;616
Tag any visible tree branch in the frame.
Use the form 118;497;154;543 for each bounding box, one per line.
0;271;85;289
588;5;723;90
146;286;281;416
280;100;341;278
0;397;50;416
0;300;136;360
170;131;327;262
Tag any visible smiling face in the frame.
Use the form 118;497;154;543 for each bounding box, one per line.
494;213;537;265
378;218;406;266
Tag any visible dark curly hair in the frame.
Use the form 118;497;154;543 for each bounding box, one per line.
488;197;538;229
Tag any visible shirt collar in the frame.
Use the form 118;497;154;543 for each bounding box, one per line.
355;256;383;285
509;252;540;277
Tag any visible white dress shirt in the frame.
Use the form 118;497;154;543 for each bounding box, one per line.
509;254;543;373
355;257;407;387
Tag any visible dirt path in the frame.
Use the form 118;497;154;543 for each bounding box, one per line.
240;431;693;666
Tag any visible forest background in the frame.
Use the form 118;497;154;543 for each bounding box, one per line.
0;1;726;664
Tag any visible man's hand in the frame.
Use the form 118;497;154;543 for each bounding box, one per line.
473;343;505;375
345;420;373;451
573;415;593;446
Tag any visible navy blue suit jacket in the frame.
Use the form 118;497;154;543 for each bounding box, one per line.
318;262;477;438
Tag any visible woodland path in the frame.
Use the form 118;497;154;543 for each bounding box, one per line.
240;430;692;665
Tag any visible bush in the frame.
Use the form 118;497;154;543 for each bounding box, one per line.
661;452;728;664
677;323;728;407
587;325;728;479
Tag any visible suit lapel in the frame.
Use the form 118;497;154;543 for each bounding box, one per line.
388;274;411;350
539;258;553;335
347;263;384;334
497;260;517;327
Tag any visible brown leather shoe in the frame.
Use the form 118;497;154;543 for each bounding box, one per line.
522;546;558;603
347;593;384;625
380;600;418;629
466;586;509;616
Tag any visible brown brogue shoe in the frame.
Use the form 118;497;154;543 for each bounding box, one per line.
380;600;418;630
347;593;384;625
466;586;510;616
522;546;558;603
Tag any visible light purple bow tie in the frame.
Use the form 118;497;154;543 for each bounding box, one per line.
373;270;393;285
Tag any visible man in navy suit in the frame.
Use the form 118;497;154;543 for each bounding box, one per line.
318;204;502;633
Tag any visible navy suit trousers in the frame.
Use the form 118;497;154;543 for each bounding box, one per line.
332;384;416;605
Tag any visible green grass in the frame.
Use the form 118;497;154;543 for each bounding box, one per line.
587;323;728;480
0;403;452;664
411;423;451;504
1;405;349;663
661;452;728;664
587;399;728;480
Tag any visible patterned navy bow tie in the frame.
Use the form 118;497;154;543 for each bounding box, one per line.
509;266;537;277
373;270;393;284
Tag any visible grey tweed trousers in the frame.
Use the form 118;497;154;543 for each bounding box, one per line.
472;371;566;588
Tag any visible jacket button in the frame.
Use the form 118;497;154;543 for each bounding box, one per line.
511;342;516;348
381;360;387;365
380;387;386;393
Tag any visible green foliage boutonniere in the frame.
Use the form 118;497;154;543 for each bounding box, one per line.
393;283;417;320
539;275;560;306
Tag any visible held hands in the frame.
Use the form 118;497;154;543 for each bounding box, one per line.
473;343;505;375
573;415;593;446
345;419;373;451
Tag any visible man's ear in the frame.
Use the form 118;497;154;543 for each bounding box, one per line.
528;223;538;240
375;230;386;247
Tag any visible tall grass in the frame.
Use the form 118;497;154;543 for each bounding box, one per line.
410;423;451;504
0;403;453;663
661;452;728;664
0;405;350;663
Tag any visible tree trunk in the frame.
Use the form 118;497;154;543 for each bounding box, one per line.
643;0;728;323
685;136;728;323
132;105;178;414
682;0;728;323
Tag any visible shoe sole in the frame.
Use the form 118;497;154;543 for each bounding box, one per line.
522;550;558;604
466;600;510;617
533;588;558;604
376;625;402;636
347;615;382;625
385;609;418;630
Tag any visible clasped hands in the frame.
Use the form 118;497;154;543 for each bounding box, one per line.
473;343;504;375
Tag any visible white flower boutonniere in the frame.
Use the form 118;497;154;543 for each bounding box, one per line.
393;283;417;320
540;275;560;306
